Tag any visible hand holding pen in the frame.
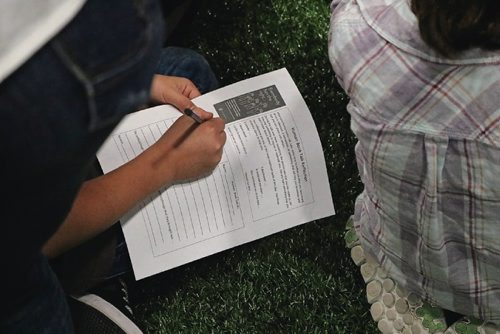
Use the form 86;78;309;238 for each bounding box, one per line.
146;105;226;183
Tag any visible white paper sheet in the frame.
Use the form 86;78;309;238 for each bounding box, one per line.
97;68;335;280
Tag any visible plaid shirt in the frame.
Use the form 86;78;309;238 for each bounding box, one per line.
328;0;500;322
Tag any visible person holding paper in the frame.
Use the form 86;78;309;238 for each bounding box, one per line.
0;0;226;333
328;0;500;332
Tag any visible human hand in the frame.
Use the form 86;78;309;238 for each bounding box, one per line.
149;74;212;120
145;114;227;185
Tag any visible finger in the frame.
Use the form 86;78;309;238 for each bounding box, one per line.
190;105;213;121
220;129;227;143
210;116;226;131
164;90;192;112
185;81;201;99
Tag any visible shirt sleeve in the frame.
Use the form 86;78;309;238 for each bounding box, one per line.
330;0;342;12
328;0;365;93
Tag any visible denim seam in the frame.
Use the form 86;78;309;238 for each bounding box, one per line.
51;39;99;130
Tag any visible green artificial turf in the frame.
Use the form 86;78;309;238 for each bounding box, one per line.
130;0;376;332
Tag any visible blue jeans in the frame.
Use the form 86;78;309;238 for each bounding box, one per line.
0;0;164;332
156;47;218;95
1;2;218;333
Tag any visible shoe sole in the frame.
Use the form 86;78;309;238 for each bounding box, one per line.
76;294;143;334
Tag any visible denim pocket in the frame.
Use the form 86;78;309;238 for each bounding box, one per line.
51;0;164;131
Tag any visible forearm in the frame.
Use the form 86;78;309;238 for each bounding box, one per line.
43;150;173;258
43;114;226;258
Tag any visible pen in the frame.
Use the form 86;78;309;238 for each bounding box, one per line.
184;108;203;124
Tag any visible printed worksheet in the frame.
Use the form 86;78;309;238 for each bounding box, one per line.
97;68;335;280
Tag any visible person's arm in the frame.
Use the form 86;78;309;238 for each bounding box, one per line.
43;116;226;257
43;102;226;258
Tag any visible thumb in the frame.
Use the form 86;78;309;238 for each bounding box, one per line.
168;91;192;112
165;90;213;121
170;94;213;121
186;105;213;121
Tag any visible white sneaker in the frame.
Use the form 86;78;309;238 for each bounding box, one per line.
68;278;143;334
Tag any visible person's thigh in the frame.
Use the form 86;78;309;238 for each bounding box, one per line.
1;254;73;333
0;0;164;332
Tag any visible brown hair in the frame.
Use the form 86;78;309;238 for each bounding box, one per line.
411;0;500;56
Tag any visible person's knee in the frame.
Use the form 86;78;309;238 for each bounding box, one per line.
157;47;218;93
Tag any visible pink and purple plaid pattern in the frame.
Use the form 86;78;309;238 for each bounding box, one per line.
328;0;500;322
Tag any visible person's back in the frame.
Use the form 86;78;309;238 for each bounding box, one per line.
328;0;500;330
